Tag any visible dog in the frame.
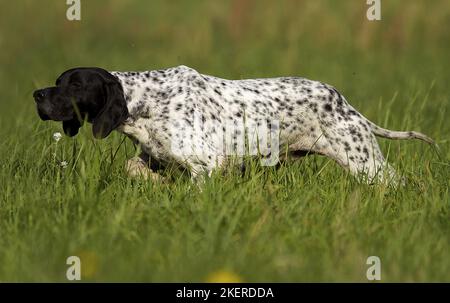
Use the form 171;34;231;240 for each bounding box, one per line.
33;66;435;183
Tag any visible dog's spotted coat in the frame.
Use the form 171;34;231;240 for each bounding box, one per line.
109;65;433;183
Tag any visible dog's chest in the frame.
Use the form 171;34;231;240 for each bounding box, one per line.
119;117;172;161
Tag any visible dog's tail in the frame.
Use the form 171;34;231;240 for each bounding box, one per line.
364;117;442;158
364;118;440;157
369;123;433;143
366;119;434;144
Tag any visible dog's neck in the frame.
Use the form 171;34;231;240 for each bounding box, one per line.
110;71;159;110
110;65;197;121
110;67;189;122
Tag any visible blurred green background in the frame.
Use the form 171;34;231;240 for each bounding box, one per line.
0;0;449;282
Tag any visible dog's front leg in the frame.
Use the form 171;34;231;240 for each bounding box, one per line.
125;153;165;181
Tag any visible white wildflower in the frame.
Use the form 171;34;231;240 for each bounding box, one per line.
60;161;68;168
53;132;62;142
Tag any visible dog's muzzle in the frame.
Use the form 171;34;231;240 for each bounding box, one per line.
33;89;51;120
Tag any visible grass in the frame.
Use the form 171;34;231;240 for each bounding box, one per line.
0;0;449;282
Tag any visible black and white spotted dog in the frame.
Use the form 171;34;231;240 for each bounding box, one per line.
33;66;434;183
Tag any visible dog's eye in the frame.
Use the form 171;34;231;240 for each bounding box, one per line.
70;82;82;88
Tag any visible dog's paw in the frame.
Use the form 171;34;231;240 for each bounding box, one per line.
125;156;165;182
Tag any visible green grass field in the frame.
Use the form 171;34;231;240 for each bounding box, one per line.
0;0;449;282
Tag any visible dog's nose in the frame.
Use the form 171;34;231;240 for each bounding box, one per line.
33;89;46;102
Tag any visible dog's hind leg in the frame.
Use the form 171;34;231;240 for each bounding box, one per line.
318;120;399;185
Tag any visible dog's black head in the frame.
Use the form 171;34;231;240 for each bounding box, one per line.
33;67;129;138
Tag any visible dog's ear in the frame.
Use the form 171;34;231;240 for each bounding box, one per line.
62;118;82;137
92;81;129;139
